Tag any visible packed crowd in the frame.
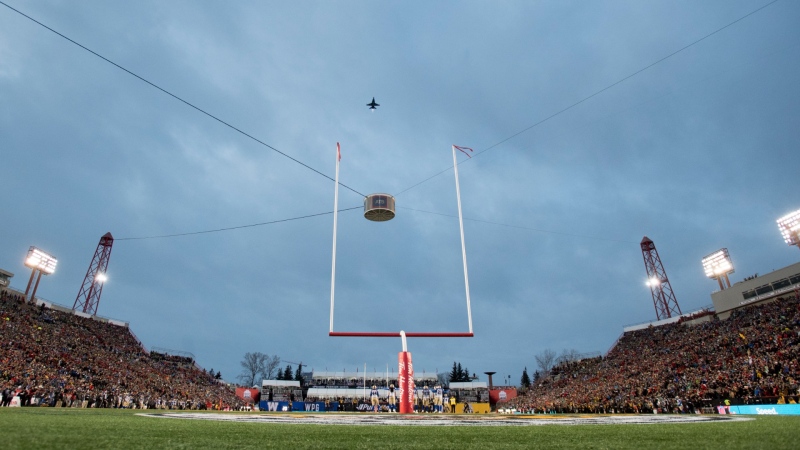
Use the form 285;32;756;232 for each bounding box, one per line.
149;351;195;368
5;282;799;415
510;295;800;414
0;290;243;409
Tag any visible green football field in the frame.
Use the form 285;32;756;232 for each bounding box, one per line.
1;408;798;449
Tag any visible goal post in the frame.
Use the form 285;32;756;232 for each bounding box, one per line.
328;144;475;413
328;144;475;337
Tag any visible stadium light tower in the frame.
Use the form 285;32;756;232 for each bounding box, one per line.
702;248;734;290
23;246;57;304
777;209;800;251
641;236;681;320
73;232;114;316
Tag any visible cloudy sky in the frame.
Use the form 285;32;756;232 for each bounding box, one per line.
2;0;798;385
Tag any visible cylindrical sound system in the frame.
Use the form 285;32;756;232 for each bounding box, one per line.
364;193;396;222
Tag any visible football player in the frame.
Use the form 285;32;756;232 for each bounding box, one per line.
421;385;431;413
387;384;397;412
369;385;380;413
434;384;444;413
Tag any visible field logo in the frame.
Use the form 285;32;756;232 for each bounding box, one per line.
141;413;751;427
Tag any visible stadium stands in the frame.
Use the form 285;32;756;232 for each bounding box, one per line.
0;290;243;410
511;294;800;413
3;275;798;415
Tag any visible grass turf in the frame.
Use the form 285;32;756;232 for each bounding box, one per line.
0;409;798;449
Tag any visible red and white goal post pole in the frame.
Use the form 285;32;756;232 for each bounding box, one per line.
397;331;415;414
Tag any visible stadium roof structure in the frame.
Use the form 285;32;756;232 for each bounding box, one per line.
305;388;370;398
0;268;12;288
261;380;300;387
449;382;488;389
711;260;800;318
307;387;438;399
310;370;438;381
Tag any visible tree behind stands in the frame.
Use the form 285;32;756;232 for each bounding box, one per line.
449;362;472;382
237;352;280;387
534;349;557;375
520;367;531;388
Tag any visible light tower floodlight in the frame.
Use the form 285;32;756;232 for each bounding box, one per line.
702;248;734;290
777;209;800;249
23;246;57;303
74;232;114;316
641;236;681;321
646;277;660;287
25;247;58;274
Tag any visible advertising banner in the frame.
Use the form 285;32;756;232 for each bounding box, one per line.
235;388;260;403
299;402;329;412
489;388;517;404
728;404;800;415
260;401;290;412
452;402;491;414
398;351;415;414
259;401;339;412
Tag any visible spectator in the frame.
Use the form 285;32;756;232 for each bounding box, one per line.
509;295;800;414
0;290;243;410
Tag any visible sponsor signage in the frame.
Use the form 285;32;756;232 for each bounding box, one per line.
398;351;415;413
372;196;387;207
727;404;800;415
235;388;259;403
489;388;517;404
259;401;339;412
302;402;328;412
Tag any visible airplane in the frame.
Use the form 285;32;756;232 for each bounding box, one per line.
367;97;379;110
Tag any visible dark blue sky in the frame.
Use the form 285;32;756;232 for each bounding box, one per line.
1;0;798;384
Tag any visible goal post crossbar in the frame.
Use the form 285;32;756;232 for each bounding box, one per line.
329;144;474;337
328;332;474;338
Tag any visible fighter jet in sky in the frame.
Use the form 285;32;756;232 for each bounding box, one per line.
367;97;379;110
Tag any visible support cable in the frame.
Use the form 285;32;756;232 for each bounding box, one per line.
395;0;780;196
0;0;366;198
